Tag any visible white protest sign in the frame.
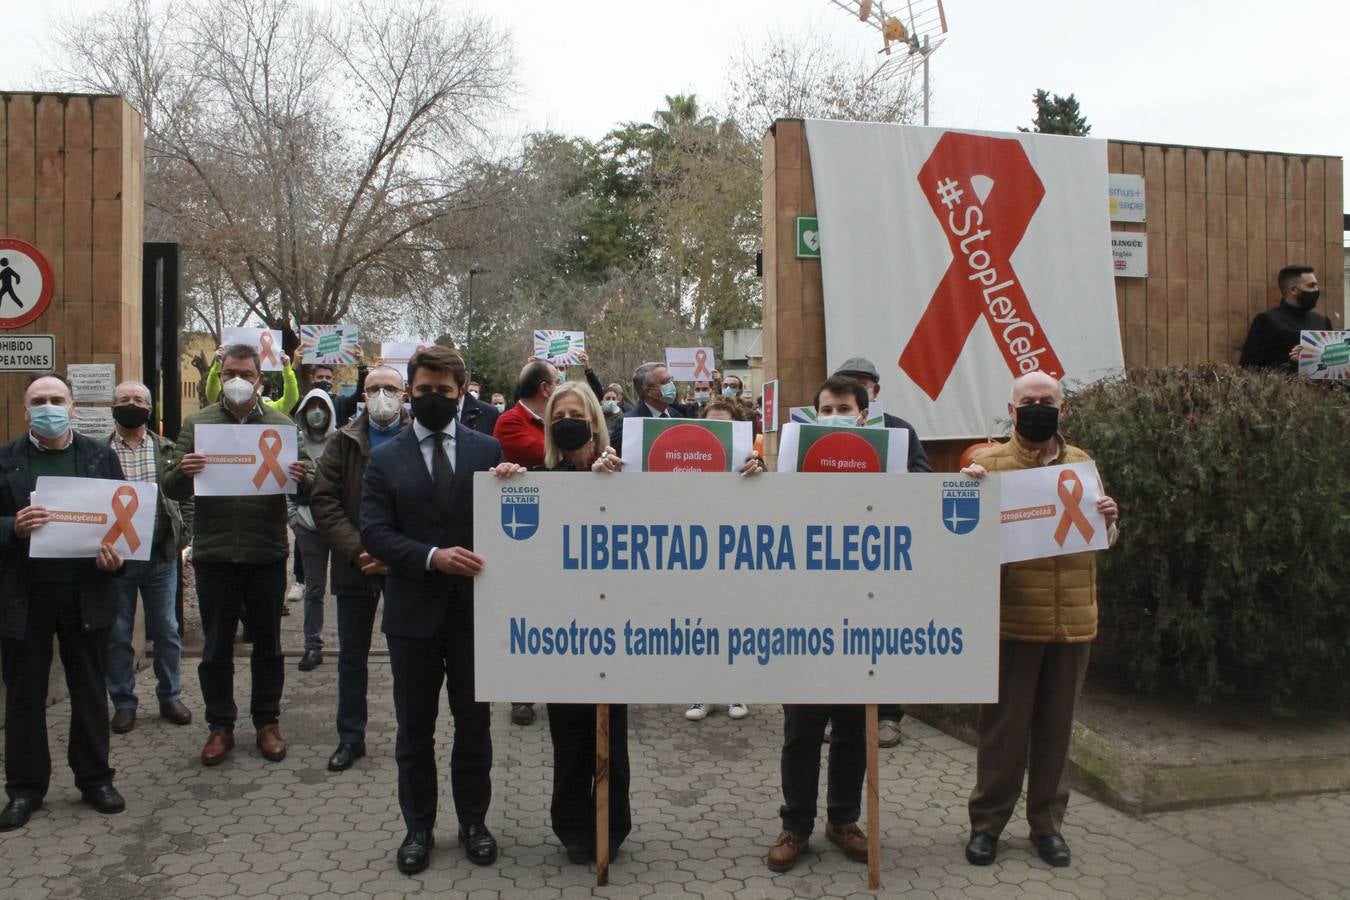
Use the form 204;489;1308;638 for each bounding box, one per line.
473;472;998;703
29;477;158;561
222;326;285;372
381;340;434;365
533;330;586;366
194;424;297;496
299;324;360;365
997;461;1109;563
776;422;909;474
619;418;753;473
1298;330;1350;380
665;347;717;382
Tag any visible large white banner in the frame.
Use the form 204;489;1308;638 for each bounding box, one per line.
805;121;1124;440
473;472;999;704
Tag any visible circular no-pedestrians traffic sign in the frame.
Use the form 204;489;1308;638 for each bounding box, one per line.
0;238;55;330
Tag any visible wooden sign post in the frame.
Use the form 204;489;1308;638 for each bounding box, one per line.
595;703;611;886
866;703;881;889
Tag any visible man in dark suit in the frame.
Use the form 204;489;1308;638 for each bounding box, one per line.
360;345;525;875
608;361;700;447
0;374;128;831
458;388;500;436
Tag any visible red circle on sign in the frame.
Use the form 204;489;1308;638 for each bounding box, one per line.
0;238;55;329
801;431;882;473
646;424;728;472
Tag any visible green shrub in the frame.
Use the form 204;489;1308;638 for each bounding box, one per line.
1062;366;1350;712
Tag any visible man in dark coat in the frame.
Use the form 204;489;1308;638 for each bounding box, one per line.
0;374;128;830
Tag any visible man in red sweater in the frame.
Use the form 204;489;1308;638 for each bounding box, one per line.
492;360;557;469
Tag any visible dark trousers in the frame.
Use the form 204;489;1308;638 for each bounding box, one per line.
335;591;379;744
547;703;631;852
779;704;865;836
386;599;491;831
968;640;1091;839
1;584;113;800
195;560;286;732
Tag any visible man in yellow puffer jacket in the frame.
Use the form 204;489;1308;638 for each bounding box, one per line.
960;371;1118;870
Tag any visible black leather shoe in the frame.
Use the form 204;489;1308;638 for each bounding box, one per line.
159;699;192;726
81;784;126;815
1036;833;1071;867
564;841;590;865
458;822;498;866
298;649;323;671
327;741;366;772
965;831;998;865
111;708;136;734
397;829;434;875
0;797;41;831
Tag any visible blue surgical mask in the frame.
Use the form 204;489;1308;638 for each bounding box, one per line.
817;414;859;428
659;382;678;403
602;400;620;415
29;404;71;439
721;386;738;398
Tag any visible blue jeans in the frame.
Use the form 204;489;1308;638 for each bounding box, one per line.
335;591;379;744
295;526;330;652
106;558;182;710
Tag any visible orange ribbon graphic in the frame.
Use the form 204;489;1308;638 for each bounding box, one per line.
258;330;279;367
1052;469;1095;547
693;349;712;379
252;428;288;489
102;485;141;553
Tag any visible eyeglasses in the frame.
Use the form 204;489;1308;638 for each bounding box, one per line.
366;387;401;398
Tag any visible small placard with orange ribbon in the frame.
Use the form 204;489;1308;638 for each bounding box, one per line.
28;476;159;561
996;461;1109;564
665;346;717;382
222;326;286;372
194;424;299;496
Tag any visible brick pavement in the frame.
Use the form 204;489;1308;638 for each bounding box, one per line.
1;596;1347;899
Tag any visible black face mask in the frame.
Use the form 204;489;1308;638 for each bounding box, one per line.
1014;403;1059;443
551;417;592;452
410;393;457;432
112;404;151;429
1296;289;1320;310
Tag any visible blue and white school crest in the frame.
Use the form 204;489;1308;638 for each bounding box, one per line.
941;481;980;535
500;486;540;541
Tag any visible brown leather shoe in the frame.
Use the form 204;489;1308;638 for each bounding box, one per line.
256;724;287;762
201;729;234;767
766;830;808;872
159;700;192;726
110;708;136;734
825;821;869;862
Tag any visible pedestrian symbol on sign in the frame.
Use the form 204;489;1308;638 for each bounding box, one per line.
0;258;22;308
0;238;54;329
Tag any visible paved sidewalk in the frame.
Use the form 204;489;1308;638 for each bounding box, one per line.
1;597;1347;898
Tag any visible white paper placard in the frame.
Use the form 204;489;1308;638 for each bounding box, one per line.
299;324;360;365
996;461;1109;563
29;476;158;561
1298;330;1350;380
222;326;285;371
381;340;435;365
776;422;909;473
619;418;753;473
473;472;999;703
194;424;298;496
67;363;116;403
665;347;717;382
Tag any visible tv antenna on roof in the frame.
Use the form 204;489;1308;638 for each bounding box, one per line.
827;0;949;125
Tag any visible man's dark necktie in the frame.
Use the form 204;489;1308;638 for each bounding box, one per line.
431;432;453;497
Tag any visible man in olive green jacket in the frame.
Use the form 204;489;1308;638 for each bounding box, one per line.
164;344;313;768
960;371;1118;870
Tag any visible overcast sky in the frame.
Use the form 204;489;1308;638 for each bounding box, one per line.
3;0;1347;216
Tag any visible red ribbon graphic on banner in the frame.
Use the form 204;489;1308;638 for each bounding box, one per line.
252;429;288;489
693;349;712;379
101;485;141;552
1052;469;1095;547
258;330;279;367
898;132;1065;401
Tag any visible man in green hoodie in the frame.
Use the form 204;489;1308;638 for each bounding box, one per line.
164;344;313;768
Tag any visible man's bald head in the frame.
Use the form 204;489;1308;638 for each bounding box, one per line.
1010;371;1063;407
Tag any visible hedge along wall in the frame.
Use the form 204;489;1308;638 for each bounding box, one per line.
760;119;1346;470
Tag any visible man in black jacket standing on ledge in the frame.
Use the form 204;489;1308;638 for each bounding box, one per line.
360;345;525;875
0;374;127;831
1239;266;1332;372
